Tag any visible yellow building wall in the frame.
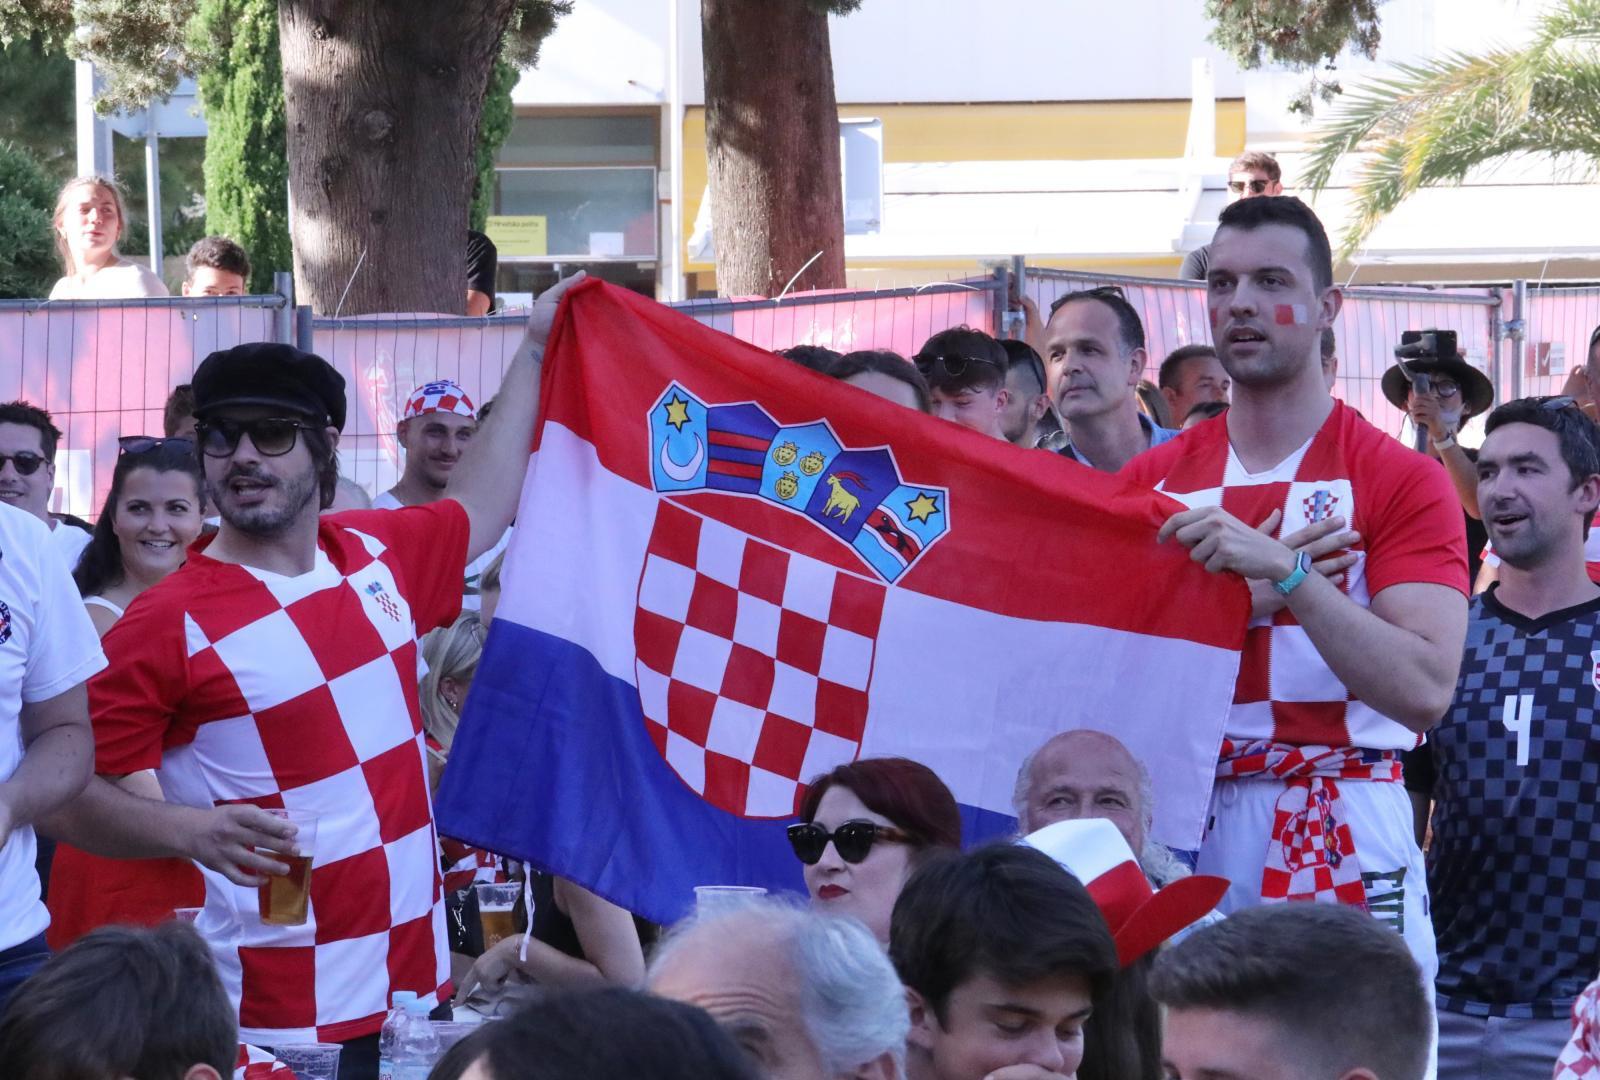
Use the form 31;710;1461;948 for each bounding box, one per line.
681;99;1246;280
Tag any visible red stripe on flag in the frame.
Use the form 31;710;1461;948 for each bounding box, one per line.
707;459;763;480
708;429;770;452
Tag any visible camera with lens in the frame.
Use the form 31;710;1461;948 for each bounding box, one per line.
1394;330;1459;396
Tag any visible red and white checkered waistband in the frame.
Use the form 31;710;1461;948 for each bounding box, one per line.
1216;740;1401;908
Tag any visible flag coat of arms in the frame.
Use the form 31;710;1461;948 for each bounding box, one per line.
435;280;1248;925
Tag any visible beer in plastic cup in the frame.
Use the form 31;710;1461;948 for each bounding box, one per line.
693;885;767;918
476;882;520;948
258;809;318;927
271;1041;341;1079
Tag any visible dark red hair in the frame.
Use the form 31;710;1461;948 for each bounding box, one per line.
798;757;962;853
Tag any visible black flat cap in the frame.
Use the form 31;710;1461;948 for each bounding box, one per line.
192;342;347;432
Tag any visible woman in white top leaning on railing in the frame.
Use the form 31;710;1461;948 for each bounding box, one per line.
47;175;169;300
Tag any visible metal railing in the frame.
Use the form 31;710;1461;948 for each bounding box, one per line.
9;265;1598;519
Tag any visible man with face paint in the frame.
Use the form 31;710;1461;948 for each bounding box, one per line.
1123;198;1470;1028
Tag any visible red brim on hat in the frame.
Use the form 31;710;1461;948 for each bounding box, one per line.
1109;874;1229;968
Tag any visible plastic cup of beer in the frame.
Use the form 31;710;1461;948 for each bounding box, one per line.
693;885;768;918
271;1041;341;1079
258;809;318;927
476;882;520;948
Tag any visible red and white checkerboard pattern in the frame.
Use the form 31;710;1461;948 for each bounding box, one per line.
1143;410;1421;753
1556;980;1600;1080
123;525;452;1045
235;1044;294;1079
404;379;476;420
633;501;885;818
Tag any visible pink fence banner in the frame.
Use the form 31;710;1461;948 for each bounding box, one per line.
1517;285;1600;400
0;297;283;520
1022;270;1503;438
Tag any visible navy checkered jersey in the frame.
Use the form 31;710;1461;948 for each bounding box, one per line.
1428;587;1600;1018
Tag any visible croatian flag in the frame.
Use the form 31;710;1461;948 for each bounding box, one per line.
435;281;1247;925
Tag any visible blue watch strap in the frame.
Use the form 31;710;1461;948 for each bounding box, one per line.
1272;550;1313;596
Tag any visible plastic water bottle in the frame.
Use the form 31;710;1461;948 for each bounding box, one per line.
393;997;441;1080
377;990;419;1080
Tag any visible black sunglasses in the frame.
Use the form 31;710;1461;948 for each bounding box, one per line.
1228;178;1272;195
0;451;47;476
787;820;913;865
1540;395;1580;413
195;417;321;458
118;435;194;456
913;353;1004;380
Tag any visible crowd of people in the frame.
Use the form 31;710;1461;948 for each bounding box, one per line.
0;164;1594;1080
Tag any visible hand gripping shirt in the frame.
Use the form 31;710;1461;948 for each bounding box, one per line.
1123;402;1469;750
91;502;470;1045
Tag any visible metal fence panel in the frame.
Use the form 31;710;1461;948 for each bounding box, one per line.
0;297;284;519
1517;285;1600;400
1021;269;1501;437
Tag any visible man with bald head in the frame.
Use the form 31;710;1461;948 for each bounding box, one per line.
648;899;905;1080
1014;730;1188;885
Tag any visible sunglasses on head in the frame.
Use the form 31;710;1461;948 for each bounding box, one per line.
1541;395;1580;413
914;353;1004;380
787;820;913;865
1228;178;1272;195
118;435;194;456
195;417;321;458
1047;284;1125;317
0;451;47;476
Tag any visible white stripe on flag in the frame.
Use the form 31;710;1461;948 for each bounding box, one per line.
499;423;1236;850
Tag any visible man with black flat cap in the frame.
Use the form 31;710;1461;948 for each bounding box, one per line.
44;274;584;1079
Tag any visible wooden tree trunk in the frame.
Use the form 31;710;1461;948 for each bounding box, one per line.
701;0;847;298
278;0;514;315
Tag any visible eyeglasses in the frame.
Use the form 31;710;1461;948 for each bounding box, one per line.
1048;284;1125;317
118;435;194;456
787;820;914;865
914;353;1004;380
195;417;320;458
0;451;47;476
1412;376;1461;399
1540;395;1580;413
1228;178;1272;195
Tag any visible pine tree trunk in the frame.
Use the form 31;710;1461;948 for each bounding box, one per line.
277;0;514;315
701;0;847;298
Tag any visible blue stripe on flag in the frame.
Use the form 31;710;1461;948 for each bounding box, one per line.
435;619;1018;926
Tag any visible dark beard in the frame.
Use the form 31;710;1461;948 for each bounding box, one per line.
211;467;319;538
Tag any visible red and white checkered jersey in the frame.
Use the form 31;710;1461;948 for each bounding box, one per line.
1124;402;1468;750
92;503;470;1045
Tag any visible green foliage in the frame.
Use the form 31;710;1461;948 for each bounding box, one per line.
473;60;519;231
0;140;61;298
1206;0;1383;69
0;36;75;177
503;0;575;68
190;0;289;292
1303;0;1600;257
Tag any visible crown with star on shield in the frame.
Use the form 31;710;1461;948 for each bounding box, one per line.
647;383;950;583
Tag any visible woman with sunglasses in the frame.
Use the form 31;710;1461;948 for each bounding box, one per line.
788;757;961;943
45;436;205;949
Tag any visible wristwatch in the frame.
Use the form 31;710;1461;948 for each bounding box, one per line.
1431;432;1457;451
1272;550;1313;596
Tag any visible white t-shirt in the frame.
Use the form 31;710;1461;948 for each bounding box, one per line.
0;502;107;949
48;519;92;573
371;491;510;611
48;259;170;300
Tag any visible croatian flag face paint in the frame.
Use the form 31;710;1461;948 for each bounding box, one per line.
1274;304;1308;326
